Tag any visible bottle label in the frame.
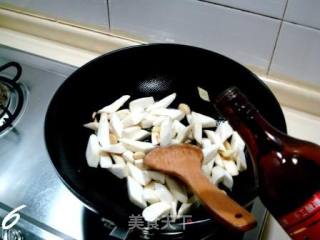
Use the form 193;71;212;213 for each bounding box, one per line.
278;192;320;240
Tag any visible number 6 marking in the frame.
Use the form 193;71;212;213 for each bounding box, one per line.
2;205;26;230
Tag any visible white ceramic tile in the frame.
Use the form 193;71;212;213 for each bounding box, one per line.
270;22;320;86
203;0;287;18
109;0;280;73
284;0;320;29
0;0;109;30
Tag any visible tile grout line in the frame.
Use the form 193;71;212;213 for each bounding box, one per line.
266;0;289;75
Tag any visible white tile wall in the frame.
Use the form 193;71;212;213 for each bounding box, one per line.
284;0;320;29
0;0;109;30
270;22;320;85
109;0;281;73
202;0;287;18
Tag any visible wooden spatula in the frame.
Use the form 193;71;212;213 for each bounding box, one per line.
144;144;257;232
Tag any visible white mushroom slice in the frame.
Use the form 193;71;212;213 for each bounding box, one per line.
101;143;126;154
186;114;192;124
231;131;245;152
166;177;188;203
97;113;110;147
174;126;191;144
153;116;168;126
122;151;135;163
100;154;112;168
148;171;165;184
171;201;178;221
110;113;123;138
127;176;147;208
151;108;184;121
177;203;193;219
98;95;130;113
125;129;150;141
216;121;233;143
115;109;130;120
83;121;99;131
202;159;214;177
142;188;160;204
214;154;225;168
191;111;216;128
141;114;159;129
172;120;185;138
160;118;173;147
129;97;154;113
134;159;145;169
142;202;171;222
202;138;212;149
122;112;146;128
111;154;126;165
147;93;176;111
211;166;226;185
120;139;155;153
222;171;234;190
145;181;156;190
154;183;175;204
204;130;225;150
202;164;211;177
86;134;101;168
202;144;219;164
127;163;151;186
109;164;128;179
211;166;234;190
151;131;160;145
235;150;247;171
192;120;202;145
223;160;239;176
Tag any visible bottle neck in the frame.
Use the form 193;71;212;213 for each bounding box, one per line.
215;88;284;159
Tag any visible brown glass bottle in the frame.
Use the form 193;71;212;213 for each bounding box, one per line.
215;87;320;240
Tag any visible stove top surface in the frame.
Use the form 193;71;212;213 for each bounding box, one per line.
0;46;267;240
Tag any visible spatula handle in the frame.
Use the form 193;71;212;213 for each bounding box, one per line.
184;169;256;232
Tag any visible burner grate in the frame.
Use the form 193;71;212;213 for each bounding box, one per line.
0;62;24;135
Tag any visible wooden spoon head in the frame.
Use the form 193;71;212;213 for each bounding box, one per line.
144;144;203;178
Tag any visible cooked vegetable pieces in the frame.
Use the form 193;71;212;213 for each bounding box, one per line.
84;93;248;222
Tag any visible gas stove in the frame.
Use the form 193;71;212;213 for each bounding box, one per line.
0;46;267;240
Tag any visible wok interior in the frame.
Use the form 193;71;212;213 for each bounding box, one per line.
45;44;286;227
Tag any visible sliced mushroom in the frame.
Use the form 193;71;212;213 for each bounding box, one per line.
129;97;154;113
202;144;219;164
86;134;101;168
191;111;216;128
216;121;233;143
160;118;173;147
110;113;123;138
109;164;128;179
98;95;130;113
127;163;151;186
120;138;155;153
166;176;188;203
148;170;165;184
142;202;171;222
151;108;184;121
83;121;99;131
97;113;110;147
100;154;112;168
127;176;147;208
142;187;160;204
177;203;193;219
101;143;127;154
147;93;176;112
122;151;135;163
154;183;175;204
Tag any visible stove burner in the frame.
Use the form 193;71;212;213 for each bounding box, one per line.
0;62;25;135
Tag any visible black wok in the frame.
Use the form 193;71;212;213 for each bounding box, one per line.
45;44;287;235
